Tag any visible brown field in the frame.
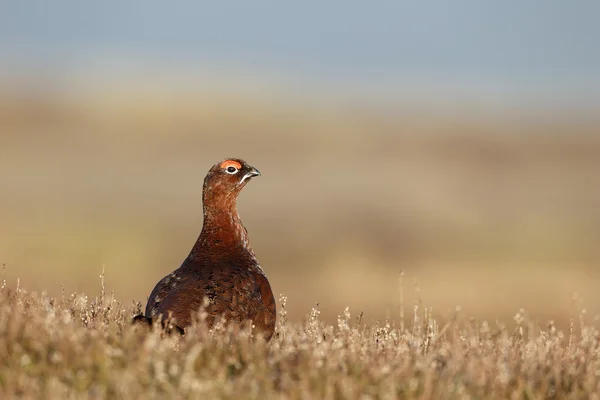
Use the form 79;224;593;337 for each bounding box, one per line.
0;82;599;397
1;84;599;324
1;275;599;398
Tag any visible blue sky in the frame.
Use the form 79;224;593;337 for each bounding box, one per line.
1;1;599;109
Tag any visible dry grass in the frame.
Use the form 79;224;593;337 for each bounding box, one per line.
1;272;599;399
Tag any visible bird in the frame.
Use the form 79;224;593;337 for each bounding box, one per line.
133;158;276;340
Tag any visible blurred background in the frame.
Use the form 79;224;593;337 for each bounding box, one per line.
1;2;599;327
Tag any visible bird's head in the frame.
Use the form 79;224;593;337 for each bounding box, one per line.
203;158;261;204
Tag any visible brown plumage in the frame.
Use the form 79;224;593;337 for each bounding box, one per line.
135;158;276;339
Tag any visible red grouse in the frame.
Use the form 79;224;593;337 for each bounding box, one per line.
135;159;276;340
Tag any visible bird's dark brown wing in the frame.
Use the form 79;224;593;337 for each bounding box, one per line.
251;269;276;338
145;269;192;319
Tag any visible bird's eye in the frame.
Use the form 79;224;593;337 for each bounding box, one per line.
225;166;238;174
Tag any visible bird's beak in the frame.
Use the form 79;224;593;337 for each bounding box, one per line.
240;167;261;183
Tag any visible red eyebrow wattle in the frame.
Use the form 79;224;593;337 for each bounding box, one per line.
219;160;242;170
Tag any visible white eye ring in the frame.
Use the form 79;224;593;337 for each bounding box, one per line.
225;166;238;174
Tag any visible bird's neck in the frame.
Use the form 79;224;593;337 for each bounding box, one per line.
187;194;252;261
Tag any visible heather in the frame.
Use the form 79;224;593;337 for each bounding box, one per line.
1;273;599;399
